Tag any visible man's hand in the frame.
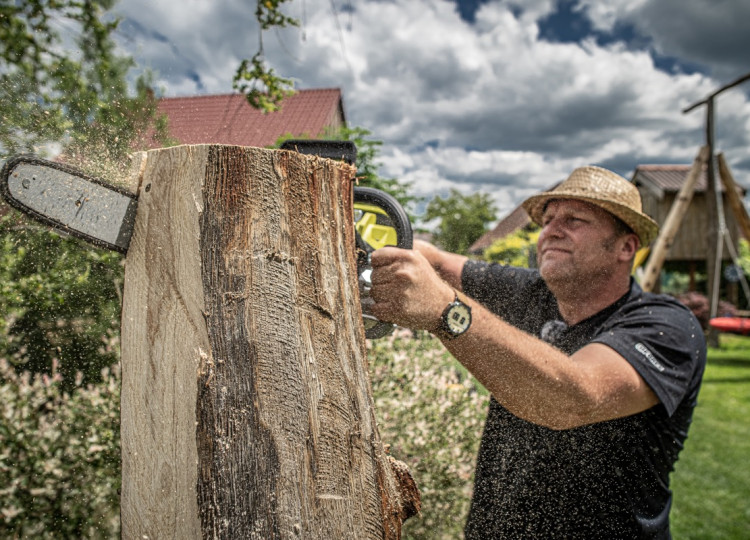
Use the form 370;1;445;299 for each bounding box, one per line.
369;247;455;331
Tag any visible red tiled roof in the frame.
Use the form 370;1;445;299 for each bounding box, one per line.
153;88;346;149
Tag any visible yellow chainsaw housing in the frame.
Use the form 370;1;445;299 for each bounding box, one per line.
354;202;399;250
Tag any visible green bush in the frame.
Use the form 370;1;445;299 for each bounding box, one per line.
369;330;489;539
0;359;120;538
483;225;539;267
0;215;124;389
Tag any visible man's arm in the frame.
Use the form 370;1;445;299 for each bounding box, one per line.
442;297;659;429
369;247;658;430
413;240;468;292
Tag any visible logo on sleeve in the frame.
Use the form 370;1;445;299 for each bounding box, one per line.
635;343;665;372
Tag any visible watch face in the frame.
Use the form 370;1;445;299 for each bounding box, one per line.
446;303;471;334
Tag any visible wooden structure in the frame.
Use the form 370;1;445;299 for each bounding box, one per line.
120;144;417;538
640;147;709;292
633;162;744;262
681;71;750;323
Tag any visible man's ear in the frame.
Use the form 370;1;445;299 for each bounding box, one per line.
619;234;639;262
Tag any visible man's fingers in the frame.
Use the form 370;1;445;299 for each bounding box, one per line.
370;246;414;267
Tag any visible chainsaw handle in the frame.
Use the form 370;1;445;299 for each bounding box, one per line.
353;186;412;251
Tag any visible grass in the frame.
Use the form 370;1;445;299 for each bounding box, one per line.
670;334;750;539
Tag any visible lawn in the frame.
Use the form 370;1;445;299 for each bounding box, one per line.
671;334;750;539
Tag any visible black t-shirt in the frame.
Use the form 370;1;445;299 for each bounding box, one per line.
461;261;706;540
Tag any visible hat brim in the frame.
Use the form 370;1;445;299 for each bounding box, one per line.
522;192;659;247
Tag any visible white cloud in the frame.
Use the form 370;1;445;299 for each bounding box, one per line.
110;0;750;218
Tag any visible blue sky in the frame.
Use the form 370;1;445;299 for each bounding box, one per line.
110;0;750;218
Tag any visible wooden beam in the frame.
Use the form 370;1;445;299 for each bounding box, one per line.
641;146;709;292
717;153;750;241
682;71;750;114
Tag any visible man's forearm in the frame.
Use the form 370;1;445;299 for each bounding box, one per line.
413;240;467;291
439;297;657;430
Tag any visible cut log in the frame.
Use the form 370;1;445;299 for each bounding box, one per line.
120;144;418;539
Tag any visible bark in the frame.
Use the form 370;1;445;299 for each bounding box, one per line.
120;144;418;539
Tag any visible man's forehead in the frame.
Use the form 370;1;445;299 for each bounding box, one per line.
542;198;608;217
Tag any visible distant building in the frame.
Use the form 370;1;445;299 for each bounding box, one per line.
632;164;745;262
152;88;347;149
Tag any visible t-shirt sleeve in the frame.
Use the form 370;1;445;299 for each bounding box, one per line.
592;298;706;416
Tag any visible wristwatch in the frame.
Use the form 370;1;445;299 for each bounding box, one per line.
435;291;472;340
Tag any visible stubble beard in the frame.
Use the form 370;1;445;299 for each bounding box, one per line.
539;234;620;297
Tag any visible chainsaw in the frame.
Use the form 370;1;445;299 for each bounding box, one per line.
0;140;412;339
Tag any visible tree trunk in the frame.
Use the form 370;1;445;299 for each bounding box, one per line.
120;144;417;539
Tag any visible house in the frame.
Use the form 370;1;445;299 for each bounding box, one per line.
152;88;347;149
468;204;534;255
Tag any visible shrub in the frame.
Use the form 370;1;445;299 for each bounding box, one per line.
0;359;121;538
369;330;489;539
483;226;539;267
0;216;124;389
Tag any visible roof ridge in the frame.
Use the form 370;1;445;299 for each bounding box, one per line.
159;88;342;101
636;164;691;170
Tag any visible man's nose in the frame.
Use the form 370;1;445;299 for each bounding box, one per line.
540;218;564;240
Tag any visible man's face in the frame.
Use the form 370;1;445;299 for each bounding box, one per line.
537;199;627;287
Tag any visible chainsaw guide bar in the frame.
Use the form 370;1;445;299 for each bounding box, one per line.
0;155;137;253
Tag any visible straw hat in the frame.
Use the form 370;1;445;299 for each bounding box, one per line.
522;165;659;246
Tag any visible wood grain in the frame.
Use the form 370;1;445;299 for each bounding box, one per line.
120;144;415;539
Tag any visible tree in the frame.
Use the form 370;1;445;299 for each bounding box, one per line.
424;189;497;255
0;0;170;383
119;144;417;538
234;0;298;112
0;0;172;178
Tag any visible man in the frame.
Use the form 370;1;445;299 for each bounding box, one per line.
369;165;706;539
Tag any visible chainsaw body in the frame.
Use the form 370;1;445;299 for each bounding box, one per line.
354;186;413;338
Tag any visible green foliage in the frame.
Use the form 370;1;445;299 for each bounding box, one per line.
369;330;488;539
0;359;120;538
254;0;299;30
233;53;296;113
234;0;299;112
0;215;123;387
483;225;539;266
424;189;497;255
0;0;170;164
737;238;750;277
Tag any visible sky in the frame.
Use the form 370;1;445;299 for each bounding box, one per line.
109;0;750;219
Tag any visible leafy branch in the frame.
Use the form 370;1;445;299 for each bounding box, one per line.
234;0;299;112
